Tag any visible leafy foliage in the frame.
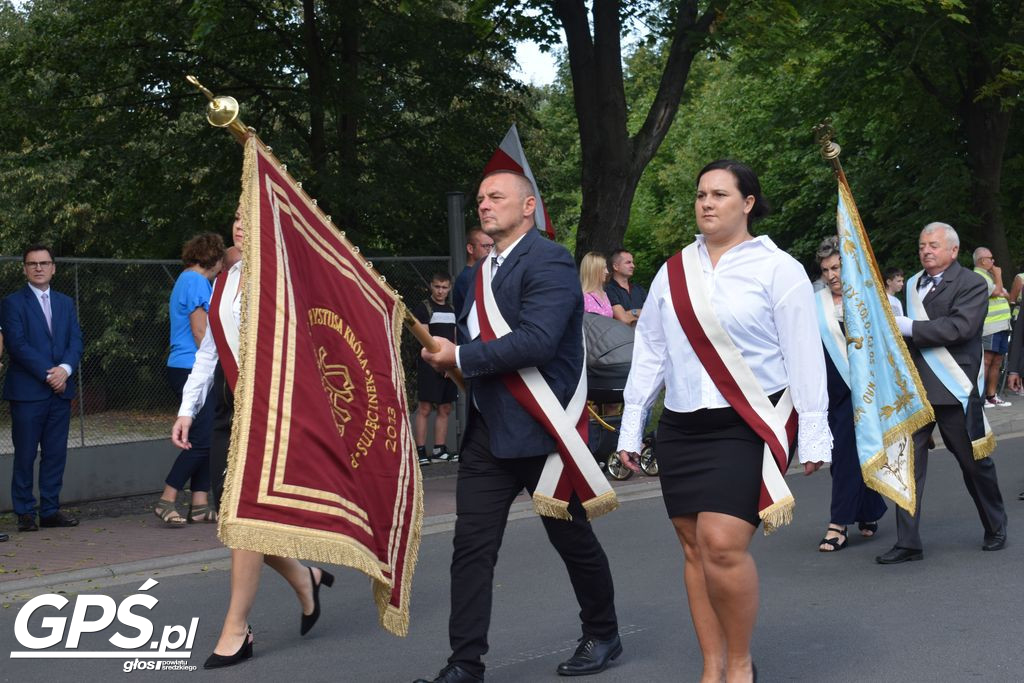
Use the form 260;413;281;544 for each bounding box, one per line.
0;0;527;258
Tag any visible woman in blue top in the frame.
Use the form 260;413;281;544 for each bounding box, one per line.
156;233;225;526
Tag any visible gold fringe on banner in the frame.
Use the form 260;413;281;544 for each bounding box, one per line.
860;405;932;515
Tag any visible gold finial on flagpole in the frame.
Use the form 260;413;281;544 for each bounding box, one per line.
813;119;847;182
186;75;251;142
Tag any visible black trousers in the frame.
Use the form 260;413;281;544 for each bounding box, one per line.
448;412;618;677
895;404;1007;550
165;366;214;492
209;364;234;510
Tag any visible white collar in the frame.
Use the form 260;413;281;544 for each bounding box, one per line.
492;231;528;267
28;283;51;298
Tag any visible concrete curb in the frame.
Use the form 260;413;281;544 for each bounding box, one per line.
0;547;232;594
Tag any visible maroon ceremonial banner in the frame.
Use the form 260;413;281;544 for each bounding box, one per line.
219;136;422;636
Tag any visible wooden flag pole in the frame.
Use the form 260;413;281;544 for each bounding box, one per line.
187;75;466;391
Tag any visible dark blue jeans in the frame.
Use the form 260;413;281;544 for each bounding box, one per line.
165;366;215;492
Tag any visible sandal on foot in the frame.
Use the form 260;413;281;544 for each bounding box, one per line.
188;504;217;524
818;525;848;552
154;499;187;527
858;521;879;538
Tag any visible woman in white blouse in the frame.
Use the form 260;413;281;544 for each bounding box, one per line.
171;208;333;669
616;160;830;683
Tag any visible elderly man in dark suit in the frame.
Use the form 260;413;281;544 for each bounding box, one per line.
880;222;1008;564
2;244;83;533
416;171;620;683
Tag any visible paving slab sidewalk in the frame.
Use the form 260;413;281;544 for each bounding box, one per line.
0;460;662;593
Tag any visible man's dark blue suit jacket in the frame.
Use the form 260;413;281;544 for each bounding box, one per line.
457;228;584;459
1;284;83;401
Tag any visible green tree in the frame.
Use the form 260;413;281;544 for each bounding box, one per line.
0;0;525;258
478;0;729;261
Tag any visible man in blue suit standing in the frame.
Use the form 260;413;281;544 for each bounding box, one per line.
415;172;620;683
3;244;83;532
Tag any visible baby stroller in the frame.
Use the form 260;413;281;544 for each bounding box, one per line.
583;314;657;481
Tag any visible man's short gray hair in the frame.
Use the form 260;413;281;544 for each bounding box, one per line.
972;246;992;264
921;221;959;248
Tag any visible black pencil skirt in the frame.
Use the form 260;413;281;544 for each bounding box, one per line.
656;405;767;527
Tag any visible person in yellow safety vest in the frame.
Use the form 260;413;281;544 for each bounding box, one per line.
972;247;1013;407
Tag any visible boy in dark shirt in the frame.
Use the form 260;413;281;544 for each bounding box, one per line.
413;272;458;466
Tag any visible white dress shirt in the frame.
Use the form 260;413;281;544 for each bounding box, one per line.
178;262;242;418
617;235;831;462
456;231;527;368
887;293;904;317
895;268;945;336
28;283;72;377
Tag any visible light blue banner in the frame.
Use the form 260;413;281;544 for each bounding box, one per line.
836;181;932;511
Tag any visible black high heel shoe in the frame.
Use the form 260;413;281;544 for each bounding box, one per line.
203;625;253;669
300;566;335;636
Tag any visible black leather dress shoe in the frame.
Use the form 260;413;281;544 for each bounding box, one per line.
556;634;622;676
17;514;38;532
0;532;8;542
1017;490;1024;501
39;512;78;528
875;546;923;564
412;663;483;683
982;531;1007;551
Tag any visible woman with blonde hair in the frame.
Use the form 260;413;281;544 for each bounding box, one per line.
580;251;613;317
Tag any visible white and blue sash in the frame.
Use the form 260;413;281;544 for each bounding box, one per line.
905;270;995;459
815;288;850;388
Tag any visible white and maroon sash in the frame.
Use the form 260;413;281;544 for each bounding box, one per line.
473;256;617;521
208;265;241;392
667;245;798;533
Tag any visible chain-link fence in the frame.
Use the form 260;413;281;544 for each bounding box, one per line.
0;255;451;454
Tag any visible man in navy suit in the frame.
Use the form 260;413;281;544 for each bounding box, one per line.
2;244;83;532
416;172;620;683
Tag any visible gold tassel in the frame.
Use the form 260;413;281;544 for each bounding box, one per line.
760;496;795;536
582;491;620;521
972;432;996;460
532;493;572;521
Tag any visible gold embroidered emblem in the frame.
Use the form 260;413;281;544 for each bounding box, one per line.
316;346;354;437
308;307;385;468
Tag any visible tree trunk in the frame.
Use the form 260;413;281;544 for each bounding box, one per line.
961;23;1014;283
550;0;724;262
963;100;1012;282
302;0;328;201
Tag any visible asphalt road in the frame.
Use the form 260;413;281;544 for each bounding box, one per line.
3;436;1024;682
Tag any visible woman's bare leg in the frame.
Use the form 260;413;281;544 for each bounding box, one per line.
696;512;758;683
673;515;726;683
211;549;263;655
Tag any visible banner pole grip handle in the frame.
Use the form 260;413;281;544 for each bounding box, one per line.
403;310;466;391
